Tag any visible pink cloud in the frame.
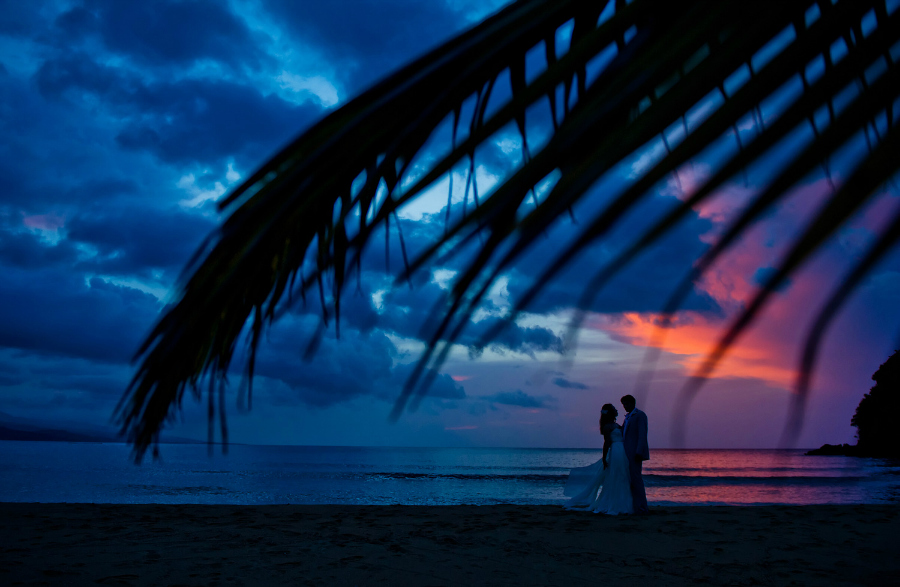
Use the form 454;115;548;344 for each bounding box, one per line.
590;176;900;395
22;213;65;231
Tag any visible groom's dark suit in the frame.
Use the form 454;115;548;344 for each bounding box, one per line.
622;408;649;513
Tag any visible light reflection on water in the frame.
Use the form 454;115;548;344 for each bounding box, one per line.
0;441;897;505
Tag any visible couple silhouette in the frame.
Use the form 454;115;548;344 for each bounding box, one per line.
564;395;649;515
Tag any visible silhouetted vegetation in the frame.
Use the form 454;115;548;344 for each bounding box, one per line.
808;350;900;457
852;350;900;456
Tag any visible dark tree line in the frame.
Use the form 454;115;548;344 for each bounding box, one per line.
809;350;899;457
852;350;900;457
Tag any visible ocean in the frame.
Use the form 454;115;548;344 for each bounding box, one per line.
1;441;897;506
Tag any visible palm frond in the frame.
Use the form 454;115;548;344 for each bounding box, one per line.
119;0;900;459
672;122;900;445
783;207;900;447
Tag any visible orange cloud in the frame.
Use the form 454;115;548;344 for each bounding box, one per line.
595;311;798;387
588;177;853;390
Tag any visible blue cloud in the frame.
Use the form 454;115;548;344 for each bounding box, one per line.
228;317;465;408
67;205;216;279
56;0;269;71
35;54;320;168
482;389;554;409
374;278;564;356
0;3;46;37
262;0;470;90
114;80;317;167
552;377;589;390
0;231;79;269
0;267;160;363
0;69;147;210
502;194;723;315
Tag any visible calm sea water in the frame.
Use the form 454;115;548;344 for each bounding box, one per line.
1;441;898;506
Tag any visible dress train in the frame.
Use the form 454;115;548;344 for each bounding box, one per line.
564;428;634;515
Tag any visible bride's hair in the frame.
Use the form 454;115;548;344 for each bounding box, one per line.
599;403;618;428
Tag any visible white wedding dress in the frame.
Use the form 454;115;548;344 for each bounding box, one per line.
564;426;634;515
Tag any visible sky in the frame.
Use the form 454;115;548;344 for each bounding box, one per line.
1;0;898;450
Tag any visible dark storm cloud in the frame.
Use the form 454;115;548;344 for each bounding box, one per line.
552;377;589;390
361;184;722;321
376;279;564;356
0;231;79;269
0;240;441;412
504;194;723;315
253;326;395;407
262;0;471;90
66;206;216;278
0;74;73;209
0;71;147;210
279;268;563;360
277;281;382;338
0;267;160;364
355;217;566;355
56;0;269;71
477;317;565;356
65;179;140;204
0;355;26;387
0;267;461;414
0;2;45;36
482;389;554;409
0;201;213;282
34;53;122;98
239;318;465;408
391;363;466;400
0;374;24;386
113;80;316;167
0;350;136;417
351;192;719;355
39;372;127;398
352;197;718;358
35;54;319;168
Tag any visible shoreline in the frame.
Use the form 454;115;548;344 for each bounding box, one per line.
1;503;898;585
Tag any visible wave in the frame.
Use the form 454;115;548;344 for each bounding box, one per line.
323;471;880;486
643;474;874;486
356;472;566;482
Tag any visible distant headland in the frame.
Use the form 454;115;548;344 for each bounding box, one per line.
807;350;899;457
0;411;198;445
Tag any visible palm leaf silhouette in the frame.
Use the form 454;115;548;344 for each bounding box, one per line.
117;0;900;459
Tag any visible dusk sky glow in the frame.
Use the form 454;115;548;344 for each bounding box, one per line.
1;0;899;451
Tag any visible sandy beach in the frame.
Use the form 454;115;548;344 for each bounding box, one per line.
1;503;897;586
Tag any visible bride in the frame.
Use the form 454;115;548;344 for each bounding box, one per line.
564;403;634;515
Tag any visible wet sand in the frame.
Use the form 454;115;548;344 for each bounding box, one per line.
1;503;898;585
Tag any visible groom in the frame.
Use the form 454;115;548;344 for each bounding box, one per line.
621;394;649;514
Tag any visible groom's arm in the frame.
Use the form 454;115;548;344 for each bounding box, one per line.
636;412;650;461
